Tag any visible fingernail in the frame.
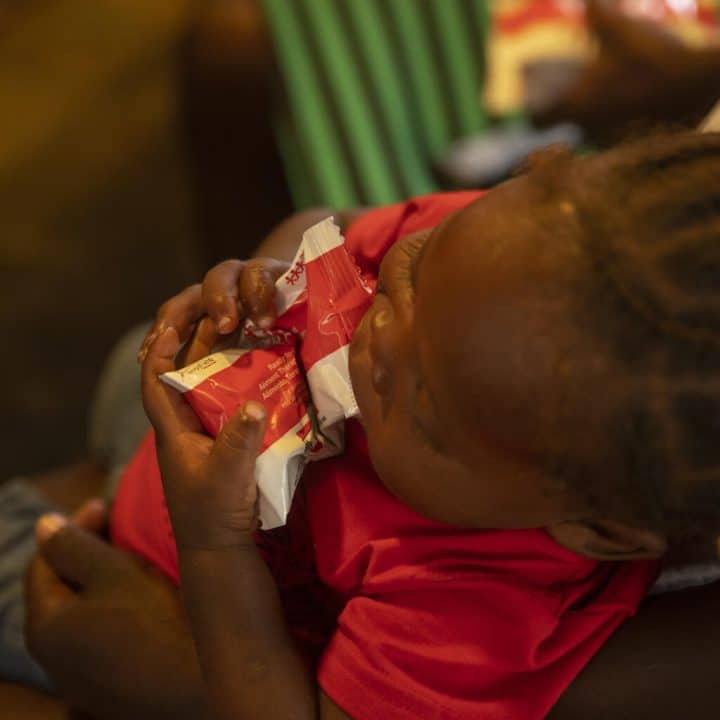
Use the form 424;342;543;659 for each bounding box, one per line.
36;513;67;543
217;316;233;333
244;401;266;422
257;315;274;329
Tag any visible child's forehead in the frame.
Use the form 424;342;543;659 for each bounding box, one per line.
446;177;537;237
414;187;616;459
421;185;582;311
430;176;569;277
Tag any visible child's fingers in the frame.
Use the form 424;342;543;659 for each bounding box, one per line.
238;258;290;328
183;316;219;365
141;327;204;441
138;284;204;362
202;260;245;334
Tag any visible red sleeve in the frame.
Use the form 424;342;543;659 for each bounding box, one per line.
110;431;180;583
317;554;659;720
345;191;485;276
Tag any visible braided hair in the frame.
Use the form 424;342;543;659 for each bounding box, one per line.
546;131;720;540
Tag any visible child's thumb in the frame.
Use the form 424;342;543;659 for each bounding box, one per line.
209;401;267;483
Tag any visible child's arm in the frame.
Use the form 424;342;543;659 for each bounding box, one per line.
178;545;351;720
254;207;369;261
141;323;351;720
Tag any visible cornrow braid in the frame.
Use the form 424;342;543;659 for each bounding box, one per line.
628;133;720;177
557;131;720;539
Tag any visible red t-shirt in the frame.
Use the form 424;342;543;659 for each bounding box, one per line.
111;192;659;720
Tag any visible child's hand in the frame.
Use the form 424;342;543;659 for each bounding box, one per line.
142;326;267;549
138;257;290;365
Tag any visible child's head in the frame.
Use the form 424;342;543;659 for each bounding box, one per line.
349;130;720;560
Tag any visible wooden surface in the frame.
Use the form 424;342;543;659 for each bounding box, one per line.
0;0;204;478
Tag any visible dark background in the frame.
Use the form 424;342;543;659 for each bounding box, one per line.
0;1;203;478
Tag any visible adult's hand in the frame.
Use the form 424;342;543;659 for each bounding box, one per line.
24;503;208;720
532;0;720;144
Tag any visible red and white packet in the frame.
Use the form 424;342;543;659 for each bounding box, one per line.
161;218;373;529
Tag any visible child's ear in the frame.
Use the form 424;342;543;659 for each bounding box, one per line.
547;518;667;560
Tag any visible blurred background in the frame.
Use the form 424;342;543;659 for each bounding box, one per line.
1;0;718;481
0;1;204;478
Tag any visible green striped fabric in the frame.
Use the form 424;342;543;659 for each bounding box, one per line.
261;0;490;209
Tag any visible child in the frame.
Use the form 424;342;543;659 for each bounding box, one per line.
117;130;719;719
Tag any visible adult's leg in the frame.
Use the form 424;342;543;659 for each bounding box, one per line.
86;323;150;496
0;480;55;689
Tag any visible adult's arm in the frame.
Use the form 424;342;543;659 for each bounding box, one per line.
550;580;720;719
